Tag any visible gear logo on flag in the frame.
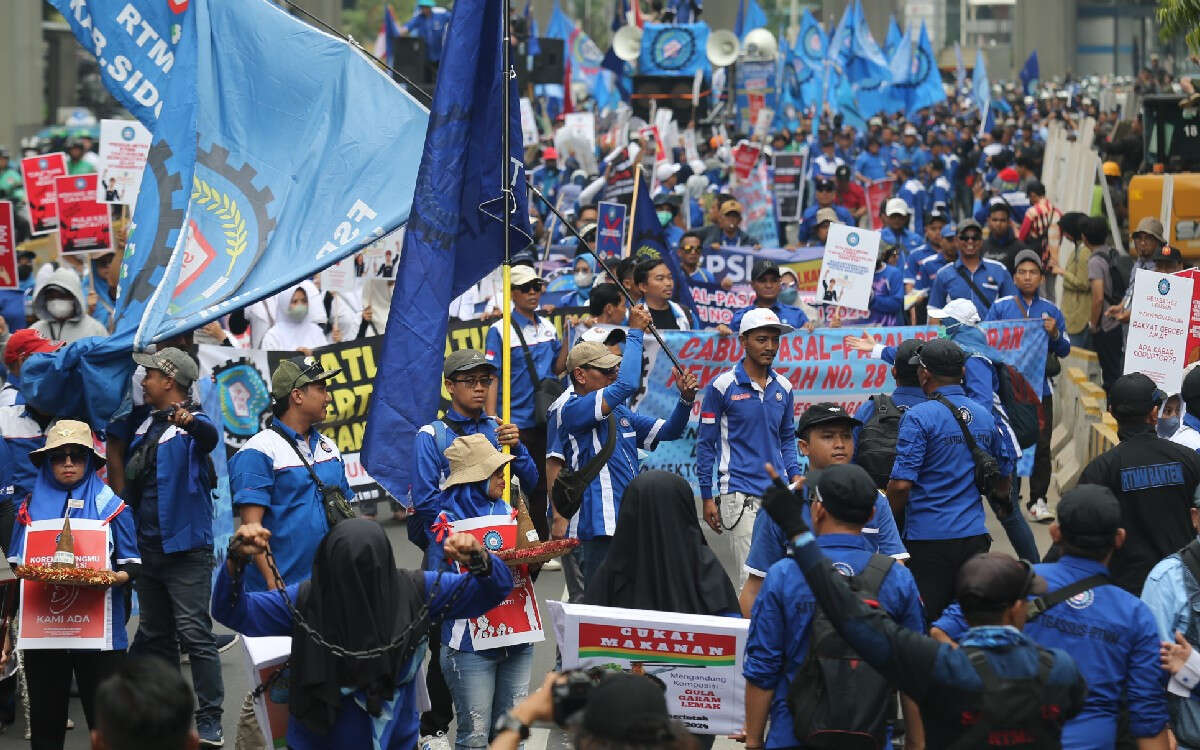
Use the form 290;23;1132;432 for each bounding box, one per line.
650;27;697;72
483;530;505;551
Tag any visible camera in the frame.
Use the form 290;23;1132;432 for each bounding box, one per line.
552;669;602;727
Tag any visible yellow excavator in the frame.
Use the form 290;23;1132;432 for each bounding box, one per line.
1127;94;1200;258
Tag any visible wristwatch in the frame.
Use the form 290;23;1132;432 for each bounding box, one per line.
493;711;530;740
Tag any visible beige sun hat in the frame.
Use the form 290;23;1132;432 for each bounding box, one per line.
443;433;515;489
30;419;106;467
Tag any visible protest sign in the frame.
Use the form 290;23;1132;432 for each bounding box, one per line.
19;519;113;650
682;128;700;164
244;636;291;749
753;107;775;140
816;224;881;312
731;142;761;181
0;202;16;290
96;119;152;204
689;281;753;328
547;601;750;735
1175;268;1200;368
596;201;627;258
731;161;779;248
318;254;360;295
54;174;112;256
449;515;544;649
20;152;67;235
639;126;667;163
564;112;597;154
862;179;895;230
601;149;637;204
519;98;539;147
1124;269;1192;394
735;60;777;133
772;154;805;222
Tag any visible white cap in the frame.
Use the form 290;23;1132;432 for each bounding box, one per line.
738;307;794;336
885;197;911;216
927;298;981;327
903;125;918;136
655;162;681;182
982;142;1003;157
509;264;542;287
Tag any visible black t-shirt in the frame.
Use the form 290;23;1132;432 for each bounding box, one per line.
981;233;1027;275
648;304;681;330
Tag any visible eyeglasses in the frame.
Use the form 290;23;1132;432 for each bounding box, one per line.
514;281;545;293
451;375;495;388
584;364;619;377
959;234;982;243
48;447;89;465
679;244;702;253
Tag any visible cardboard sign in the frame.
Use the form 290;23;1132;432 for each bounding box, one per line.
639;126;667;163
19;519;113;650
817;224;882;312
548;601;750;735
564;112;596;156
55;174;112;256
596;201;627;258
772;154;806;222
1124;269;1193;394
20;152;67;235
244;636;291;749
731;142;761;181
97;119;152;204
0;202;16;290
519;98;539;148
449;515;544;649
731;161;778;247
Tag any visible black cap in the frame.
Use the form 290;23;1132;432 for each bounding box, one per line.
1056;484;1121;549
1183;367;1200;405
955;553;1048;611
814;176;835;191
810;464;877;525
925;210;950;227
751;258;781;281
835;164;851;180
1154;245;1183;264
893;339;923;380
582;674;672;743
909;338;966;378
1108;373;1166;418
796;402;862;437
956;218;982;236
986;196;1012;215
17;250;37;261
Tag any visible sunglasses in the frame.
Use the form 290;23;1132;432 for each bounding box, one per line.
584;364;619;377
679;244;702;253
959;233;982;243
48;447;90;465
451;375;495;388
514;281;545;293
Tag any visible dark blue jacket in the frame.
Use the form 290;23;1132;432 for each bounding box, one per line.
129;409;219;553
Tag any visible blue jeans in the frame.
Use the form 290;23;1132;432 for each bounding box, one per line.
580;536;612;591
441;644;533;748
130;547;224;725
1000;475;1040;563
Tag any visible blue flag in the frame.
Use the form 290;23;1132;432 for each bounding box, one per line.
823;1;854;112
548;3;619;109
954;42;966;96
639;23;710;78
885;24;913;116
884;16;903;59
735;0;768;40
363;0;533;502
1020;50;1039;95
972;48;990;114
905;22;946;115
525;1;541;57
630;177;698;323
794;8;826;113
848;0;893;117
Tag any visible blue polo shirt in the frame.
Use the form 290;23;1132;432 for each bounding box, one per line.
744;533;924;749
229;418;353;591
852;385;928;446
797;203;854;243
889;385;1014;541
915;252;953;291
984;294;1071;396
904;243;936;286
403;7;450;62
896;180;928;234
695;362;803;500
928;258;1018;311
729;302;807;332
893;144;930;173
930;175;952;209
880;226;923;255
854;151;893;181
485;308;563;429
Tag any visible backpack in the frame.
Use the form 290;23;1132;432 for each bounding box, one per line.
405;418;467;550
855;395;906;490
995;362;1042;449
946;648;1060;750
1106;247;1134;304
788;554;895;749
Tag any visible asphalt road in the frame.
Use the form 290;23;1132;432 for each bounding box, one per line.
1;494;1054;749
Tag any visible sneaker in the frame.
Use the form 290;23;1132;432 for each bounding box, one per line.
197;719;225;748
541;558;562;571
1029;498;1055;523
216;633;240;653
420;731;451;750
66;718;74;730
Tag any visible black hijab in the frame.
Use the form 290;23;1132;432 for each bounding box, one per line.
584;470;740;616
289;519;427;736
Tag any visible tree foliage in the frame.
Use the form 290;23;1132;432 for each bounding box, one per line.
1158;0;1200;55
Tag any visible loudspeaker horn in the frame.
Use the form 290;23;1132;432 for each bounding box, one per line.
742;28;778;61
706;29;739;67
613;25;643;62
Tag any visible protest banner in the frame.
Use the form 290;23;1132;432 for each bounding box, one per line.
596;201;627;258
731;142;761;181
1174;267;1200;368
565;112;597;155
731;161;779;248
18;519;113;650
519;98;539;147
601;149;637;204
753;107;775;140
54;174;112;256
735;60;776;133
862;179;895;230
772;154;805;222
816;224;882;312
681;128;700;164
318;254;360;295
689;281;754;328
96;119;152;204
19;152;67;235
243;636;291;749
0;202;16;290
1124;269;1192;394
547;601;750;735
449;515;544;649
639;126;667;164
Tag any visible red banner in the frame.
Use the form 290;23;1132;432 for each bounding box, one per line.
863;179;895;230
449;515;544;649
0;202;16;290
19;519;112;650
19;153;67;235
731;142;761;180
1176;268;1200;368
55;174;112;256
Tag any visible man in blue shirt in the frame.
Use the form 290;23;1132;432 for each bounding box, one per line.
677;230;719;285
743;465;924;750
797;177;853;244
880;197;923;262
810;140;844;179
928;219;1019;312
894;125;930;173
887;338;1014;622
853;138;895;183
720;260;809;336
853;339;928;462
903;210;950;292
401;0;450;79
914;224;958;292
697;308;803;588
559;305;698;585
529;146;565;213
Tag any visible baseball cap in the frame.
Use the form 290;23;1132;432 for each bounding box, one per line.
957;218;983;236
579;326;626;346
987;196;1012;215
941;224;958;238
1013;249;1043;270
1108;373;1166;418
542;146;559;160
835;164;851;180
809;464;877;525
509;264;542;287
1155;245;1183;264
796;402;862;438
815;207;839;225
4;329;63;367
738;307;794;336
893;339;923;380
566;341;622;372
443;349;496;378
655;162;681;183
908;338;967;377
270;355;342;400
885;197;911;216
582;674;673;743
814;176;835;191
1132;217;1167;245
1056;484;1121;549
926;210;951;227
927;298;981;326
956;553;1047;611
720;200;744;216
132;347;199;389
998;167;1020;183
751;259;781;281
903;125;919;136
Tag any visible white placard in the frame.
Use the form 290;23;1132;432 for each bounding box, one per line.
1124;269;1193;395
519;97;539;147
563;112;596;156
753;108;775;140
816;224;882;313
682;128;700;164
96;119;151;205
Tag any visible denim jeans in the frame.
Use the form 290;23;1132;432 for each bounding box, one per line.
441;644;533;748
1001;474;1041;564
579;536;612;592
130;546;224;725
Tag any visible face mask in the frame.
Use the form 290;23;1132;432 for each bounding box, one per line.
47;299;74;320
18;266;31;281
287;304;308;322
574;271;594;288
778;286;798;305
1158;416;1181;439
657;210;673;226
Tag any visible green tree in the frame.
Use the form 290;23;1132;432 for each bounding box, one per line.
1158;0;1200;55
341;0;419;51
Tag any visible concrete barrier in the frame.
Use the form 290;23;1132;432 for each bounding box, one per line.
1051;348;1109;495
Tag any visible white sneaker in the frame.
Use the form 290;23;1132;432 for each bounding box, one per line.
420;731;451;750
1029;498;1055;523
541;558;563;571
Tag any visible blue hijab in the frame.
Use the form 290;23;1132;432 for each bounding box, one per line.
26;456;119;522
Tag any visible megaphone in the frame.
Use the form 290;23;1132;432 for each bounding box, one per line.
613;25;643;62
742;28;778;61
706;29;739;67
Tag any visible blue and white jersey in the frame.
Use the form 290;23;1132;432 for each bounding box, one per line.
485;309;562;429
928;258;1018;310
810;153;844;178
930;174;952;209
0;383;45;506
545;385;582;540
915;252;953;291
904;243;936;287
229;419;352;591
897;179;928;234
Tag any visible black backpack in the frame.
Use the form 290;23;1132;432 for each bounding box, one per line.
788;554;895;749
1106;247;1135;304
855;395;907;490
994;361;1042;449
947;648;1060;749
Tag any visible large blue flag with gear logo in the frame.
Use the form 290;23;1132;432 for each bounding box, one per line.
905;22;946;115
26;0;429;425
363;0;533;503
639;23;710;78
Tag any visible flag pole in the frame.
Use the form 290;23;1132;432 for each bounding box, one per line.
624;162;642;258
500;0;514;506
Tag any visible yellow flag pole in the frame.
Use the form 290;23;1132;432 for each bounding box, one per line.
501;264;512;507
624;162;643;258
500;0;514;508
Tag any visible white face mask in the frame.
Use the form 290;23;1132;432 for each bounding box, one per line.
287;304;308;323
47;299;75;320
574;271;594;288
